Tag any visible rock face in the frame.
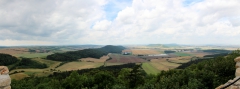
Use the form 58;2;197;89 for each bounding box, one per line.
216;56;240;89
0;66;11;89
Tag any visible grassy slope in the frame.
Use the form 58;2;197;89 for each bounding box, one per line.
142;62;159;75
14;52;53;58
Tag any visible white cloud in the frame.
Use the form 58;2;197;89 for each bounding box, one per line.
0;0;240;46
93;20;112;30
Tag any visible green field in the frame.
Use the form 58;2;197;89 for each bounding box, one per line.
174;52;192;56
15;52;53;58
142;62;159;75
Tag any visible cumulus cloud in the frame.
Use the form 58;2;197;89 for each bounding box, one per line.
0;0;240;46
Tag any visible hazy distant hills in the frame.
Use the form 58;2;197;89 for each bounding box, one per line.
147;44;180;48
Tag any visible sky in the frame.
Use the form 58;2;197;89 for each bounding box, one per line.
0;0;240;46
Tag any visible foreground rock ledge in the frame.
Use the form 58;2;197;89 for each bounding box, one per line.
216;56;240;89
0;66;11;89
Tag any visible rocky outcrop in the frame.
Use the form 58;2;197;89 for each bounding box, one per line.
216;57;240;89
0;66;11;89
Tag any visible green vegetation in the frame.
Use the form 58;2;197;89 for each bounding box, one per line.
0;53;19;66
16;53;52;58
46;45;125;61
142;62;159;74
203;49;231;53
14;58;47;69
164;50;176;53
174;52;192;56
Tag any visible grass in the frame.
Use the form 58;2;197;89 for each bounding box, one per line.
32;58;61;67
104;63;126;66
9;58;61;79
174;52;192;56
10;73;29;80
15;52;53;58
142;62;159;75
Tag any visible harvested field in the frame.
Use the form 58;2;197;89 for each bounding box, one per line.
10;73;29;80
141;56;192;73
131;49;160;55
107;54;147;63
79;55;109;62
187;52;211;57
150;59;181;70
0;48;29;55
56;62;103;71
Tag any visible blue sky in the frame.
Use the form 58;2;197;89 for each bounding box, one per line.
183;0;203;6
0;0;240;46
104;0;132;21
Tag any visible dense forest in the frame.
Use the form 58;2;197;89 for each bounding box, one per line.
164;50;176;53
11;50;240;89
9;58;48;70
202;49;231;53
46;45;125;61
0;53;18;66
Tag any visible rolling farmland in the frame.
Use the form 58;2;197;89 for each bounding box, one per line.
106;54;147;63
131;49;161;55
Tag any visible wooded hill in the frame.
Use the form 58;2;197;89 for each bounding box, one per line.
11;50;240;89
46;45;125;61
0;53;18;66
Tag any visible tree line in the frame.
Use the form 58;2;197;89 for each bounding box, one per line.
46;45;125;61
0;53;18;66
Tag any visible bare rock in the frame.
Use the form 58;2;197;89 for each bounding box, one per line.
0;66;9;75
235;57;240;62
236;68;240;77
0;66;11;89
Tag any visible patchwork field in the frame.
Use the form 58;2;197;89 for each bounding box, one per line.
131;49;161;55
141;56;193;74
107;54;147;63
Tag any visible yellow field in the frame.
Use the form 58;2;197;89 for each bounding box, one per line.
10;73;29;80
0;48;29;55
56;62;103;71
79;56;109;62
131;49;160;55
143;57;192;71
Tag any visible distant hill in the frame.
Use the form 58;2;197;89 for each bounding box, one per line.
46;45;125;61
100;45;126;53
147;43;180;47
0;46;8;48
